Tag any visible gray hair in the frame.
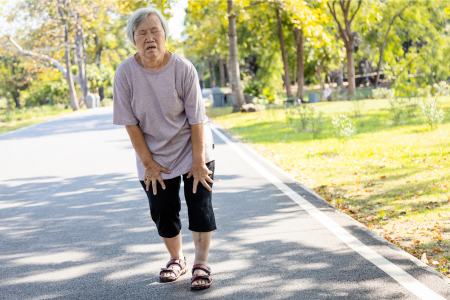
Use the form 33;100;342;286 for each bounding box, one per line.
126;7;169;46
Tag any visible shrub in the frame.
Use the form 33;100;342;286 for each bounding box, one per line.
388;97;407;125
284;104;295;128
350;94;365;117
421;98;445;130
296;104;309;130
332;114;356;143
307;105;324;138
433;81;449;96
373;87;395;100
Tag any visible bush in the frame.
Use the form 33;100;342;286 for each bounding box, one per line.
307;105;324;138
373;87;395;100
332;114;356;143
433;81;449;96
421;98;445;129
296;104;309;130
284;104;295;128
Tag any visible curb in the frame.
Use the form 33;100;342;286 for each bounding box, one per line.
211;122;450;285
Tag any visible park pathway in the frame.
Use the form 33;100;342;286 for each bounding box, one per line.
1;107;450;300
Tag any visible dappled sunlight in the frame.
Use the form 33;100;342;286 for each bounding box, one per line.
11;251;90;266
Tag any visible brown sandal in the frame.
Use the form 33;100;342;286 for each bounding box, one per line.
159;257;188;282
190;264;212;290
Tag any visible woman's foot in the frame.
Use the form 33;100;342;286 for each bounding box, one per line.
190;264;212;290
159;258;188;282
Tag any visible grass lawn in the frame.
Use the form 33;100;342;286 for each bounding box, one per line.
209;97;450;276
0;105;76;135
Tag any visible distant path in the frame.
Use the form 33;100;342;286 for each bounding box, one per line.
0;107;449;299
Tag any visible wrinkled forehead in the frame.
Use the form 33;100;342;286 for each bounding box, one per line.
135;13;164;32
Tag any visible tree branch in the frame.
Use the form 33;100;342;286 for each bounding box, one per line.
349;0;362;25
8;36;79;83
327;1;348;44
243;0;265;9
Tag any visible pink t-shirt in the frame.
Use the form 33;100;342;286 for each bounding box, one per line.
113;52;214;180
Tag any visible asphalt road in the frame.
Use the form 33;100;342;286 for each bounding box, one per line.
1;107;450;300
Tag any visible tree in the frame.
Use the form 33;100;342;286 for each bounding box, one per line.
0;54;34;108
364;0;409;88
285;0;330;100
275;6;292;98
5;0;176;109
326;0;362;95
227;0;245;111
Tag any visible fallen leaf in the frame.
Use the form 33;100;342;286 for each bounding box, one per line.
414;240;421;245
440;258;447;263
421;253;428;264
438;213;443;217
380;175;387;179
433;248;443;253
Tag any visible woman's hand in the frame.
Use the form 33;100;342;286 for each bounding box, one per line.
187;163;213;194
144;160;171;195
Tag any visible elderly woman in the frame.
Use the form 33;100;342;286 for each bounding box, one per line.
113;7;216;290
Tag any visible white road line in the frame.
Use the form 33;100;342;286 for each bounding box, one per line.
211;126;446;300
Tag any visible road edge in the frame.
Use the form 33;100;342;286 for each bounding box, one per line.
211;121;450;285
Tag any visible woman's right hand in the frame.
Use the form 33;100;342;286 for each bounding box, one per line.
144;160;171;195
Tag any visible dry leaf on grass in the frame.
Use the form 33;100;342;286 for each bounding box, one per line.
414;240;421;245
380;175;387;179
421;253;428;264
433;248;443;253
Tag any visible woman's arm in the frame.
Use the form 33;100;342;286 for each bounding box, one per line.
125;125;170;194
187;123;213;193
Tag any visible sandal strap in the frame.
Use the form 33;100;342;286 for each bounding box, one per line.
191;274;212;284
166;257;186;270
160;268;179;277
192;264;211;275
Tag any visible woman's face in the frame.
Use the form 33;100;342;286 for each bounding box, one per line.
134;14;166;61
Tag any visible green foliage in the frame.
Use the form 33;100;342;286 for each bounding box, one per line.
307;105;324;138
332;114;356;143
388;97;408;125
284;104;295;128
86;64;114;91
373;88;396;100
421;98;445;130
296;104;309;129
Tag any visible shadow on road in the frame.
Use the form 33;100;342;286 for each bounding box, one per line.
0;172;419;300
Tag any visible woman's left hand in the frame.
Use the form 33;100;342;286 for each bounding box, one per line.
187;163;213;194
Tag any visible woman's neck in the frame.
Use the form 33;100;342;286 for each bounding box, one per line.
136;51;170;71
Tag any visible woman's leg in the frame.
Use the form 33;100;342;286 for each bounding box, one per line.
140;178;185;279
162;231;184;259
192;231;212;285
183;161;216;286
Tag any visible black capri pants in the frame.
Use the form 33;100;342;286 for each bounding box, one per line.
140;160;217;238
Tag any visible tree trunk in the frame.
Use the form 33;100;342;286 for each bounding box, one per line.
75;12;88;99
276;8;292;98
294;27;304;100
95;36;102;66
64;24;80;111
219;57;226;87
208;56;216;88
316;63;324;101
95;36;104;100
227;0;245;112
346;43;356;95
12;90;21;109
225;59;230;86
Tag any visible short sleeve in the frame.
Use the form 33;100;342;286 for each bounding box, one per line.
113;72;138;126
183;65;206;125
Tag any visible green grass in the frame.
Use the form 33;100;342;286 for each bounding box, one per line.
0;104;75;134
209;96;450;275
